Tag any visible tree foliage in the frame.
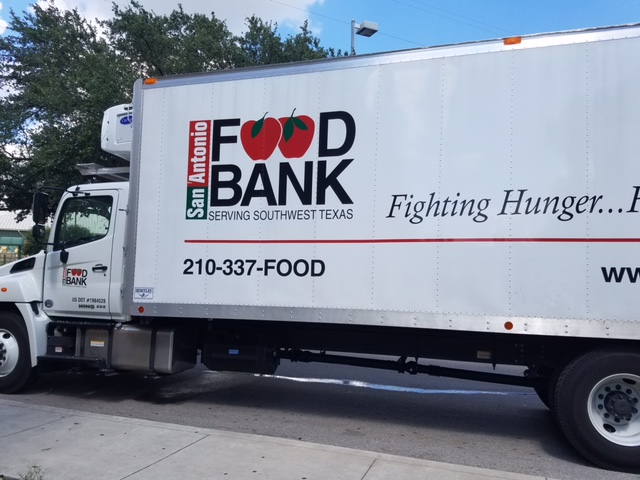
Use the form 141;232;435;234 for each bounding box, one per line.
104;1;242;77
0;1;337;218
0;2;135;217
240;17;339;66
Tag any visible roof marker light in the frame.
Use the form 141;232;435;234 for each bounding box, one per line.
504;36;522;46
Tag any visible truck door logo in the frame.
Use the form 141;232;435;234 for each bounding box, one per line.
62;268;88;287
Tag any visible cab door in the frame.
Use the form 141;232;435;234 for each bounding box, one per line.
43;192;118;319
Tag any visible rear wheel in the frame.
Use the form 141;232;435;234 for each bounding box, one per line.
554;348;640;472
0;312;36;393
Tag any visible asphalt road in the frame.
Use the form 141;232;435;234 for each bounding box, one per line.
2;358;637;480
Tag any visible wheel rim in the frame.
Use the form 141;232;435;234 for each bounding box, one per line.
588;373;640;447
0;329;20;377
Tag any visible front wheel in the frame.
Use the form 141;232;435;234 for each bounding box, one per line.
0;312;37;393
554;348;640;473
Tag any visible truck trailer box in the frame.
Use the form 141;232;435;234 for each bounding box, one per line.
124;25;640;342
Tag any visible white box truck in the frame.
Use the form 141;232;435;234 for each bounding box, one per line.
1;24;640;472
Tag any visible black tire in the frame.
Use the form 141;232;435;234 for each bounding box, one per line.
553;348;640;473
0;312;37;393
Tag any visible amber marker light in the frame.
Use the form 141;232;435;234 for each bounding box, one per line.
504;321;514;330
504;36;522;46
144;78;158;85
1;287;7;293
138;306;145;313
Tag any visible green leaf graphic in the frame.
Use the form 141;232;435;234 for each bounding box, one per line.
283;118;295;142
293;117;308;130
252;112;268;138
282;108;308;142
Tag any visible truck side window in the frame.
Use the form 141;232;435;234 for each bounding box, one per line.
53;196;113;250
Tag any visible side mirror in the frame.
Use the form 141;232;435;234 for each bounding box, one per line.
32;224;47;241
32;190;49;225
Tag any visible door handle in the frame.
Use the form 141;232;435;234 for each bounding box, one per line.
92;264;108;272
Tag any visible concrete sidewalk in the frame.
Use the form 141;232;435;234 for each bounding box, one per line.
0;399;554;480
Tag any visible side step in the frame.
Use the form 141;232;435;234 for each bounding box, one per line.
37;354;114;375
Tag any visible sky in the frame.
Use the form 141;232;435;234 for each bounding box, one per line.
1;0;640;55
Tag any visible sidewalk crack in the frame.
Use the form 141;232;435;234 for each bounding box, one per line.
118;435;208;480
359;458;377;480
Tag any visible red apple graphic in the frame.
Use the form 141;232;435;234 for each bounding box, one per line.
240;112;282;161
278;109;315;159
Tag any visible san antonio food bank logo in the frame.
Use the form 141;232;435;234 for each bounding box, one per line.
185;109;356;220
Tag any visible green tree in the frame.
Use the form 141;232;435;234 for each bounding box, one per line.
104;1;242;77
239;17;342;66
0;1;135;218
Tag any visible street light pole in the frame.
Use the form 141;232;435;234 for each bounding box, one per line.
351;20;379;55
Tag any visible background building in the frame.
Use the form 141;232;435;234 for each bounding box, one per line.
0;211;32;265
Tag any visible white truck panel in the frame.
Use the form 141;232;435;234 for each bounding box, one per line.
125;26;640;338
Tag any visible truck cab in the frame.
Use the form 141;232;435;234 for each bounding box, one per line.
0;182;128;391
39;183;128;321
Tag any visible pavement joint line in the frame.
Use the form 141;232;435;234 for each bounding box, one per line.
359;458;377;480
118;435;210;480
0;408;72;439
